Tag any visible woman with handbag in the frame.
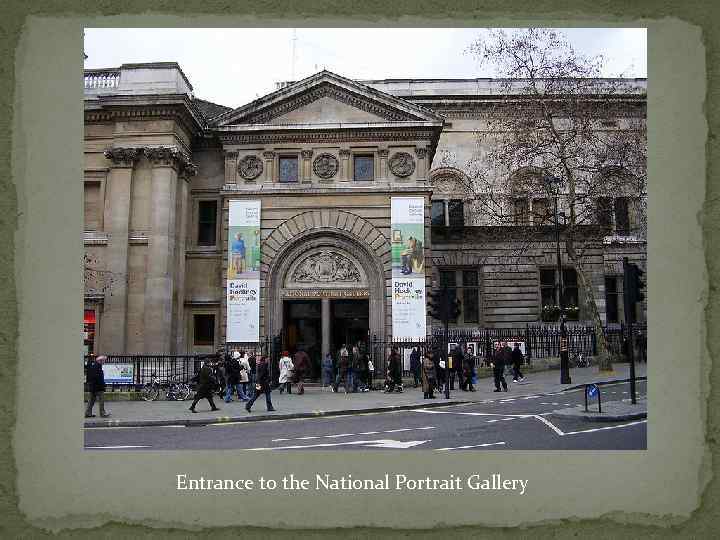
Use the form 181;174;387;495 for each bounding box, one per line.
278;351;294;394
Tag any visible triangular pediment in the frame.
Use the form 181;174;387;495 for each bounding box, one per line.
210;71;443;127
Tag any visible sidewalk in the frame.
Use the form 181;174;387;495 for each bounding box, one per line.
84;362;646;428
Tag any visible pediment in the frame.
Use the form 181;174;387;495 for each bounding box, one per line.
211;71;443;128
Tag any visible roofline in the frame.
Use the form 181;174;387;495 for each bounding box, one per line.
359;76;647;83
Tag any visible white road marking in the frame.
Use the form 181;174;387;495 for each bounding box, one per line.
411;409;532;418
521;396;541;400
248;439;429;451
502;418;515;421
85;445;151;449
435;442;506;451
271;426;436;443
563;420;647;436
487;420;499;423
533;415;565;436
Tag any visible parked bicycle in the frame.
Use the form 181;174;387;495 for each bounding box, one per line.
571;352;591;368
141;374;191;401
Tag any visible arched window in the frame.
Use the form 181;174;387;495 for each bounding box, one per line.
429;167;471;227
593;167;643;237
509;167;551;226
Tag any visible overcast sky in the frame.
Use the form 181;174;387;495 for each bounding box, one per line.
84;27;646;108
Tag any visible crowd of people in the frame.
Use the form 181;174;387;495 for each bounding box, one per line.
83;340;530;417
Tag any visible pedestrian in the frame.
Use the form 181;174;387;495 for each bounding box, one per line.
189;358;221;413
334;348;351;393
293;348;310;395
462;348;476;392
451;345;464;391
322;352;334;387
421;351;437;399
278;351;294;394
385;347;403;393
351;345;363;392
247;353;257;399
212;355;226;399
367;357;375;390
224;351;245;402
409;347;421;388
85;354;110;418
492;342;509;392
236;351;251;400
511;342;525;382
245;356;275;413
433;351;444;392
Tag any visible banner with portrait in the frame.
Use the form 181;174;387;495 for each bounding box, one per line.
227;200;261;342
391;197;426;340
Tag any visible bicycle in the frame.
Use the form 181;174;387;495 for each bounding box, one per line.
570;352;591;368
141;374;191;401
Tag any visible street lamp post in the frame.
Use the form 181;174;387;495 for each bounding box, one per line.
545;174;571;384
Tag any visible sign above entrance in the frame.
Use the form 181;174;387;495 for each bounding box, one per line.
283;289;369;299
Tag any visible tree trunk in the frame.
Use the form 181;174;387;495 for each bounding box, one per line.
572;257;613;371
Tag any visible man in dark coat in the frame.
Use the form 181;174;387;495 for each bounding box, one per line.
189;359;220;413
293;349;310;395
492;342;509;392
463;352;476;392
85;355;110;418
245;356;275;412
334;349;351;393
511;342;525;382
421;351;437;399
224;352;243;402
385;348;403;392
409;347;421;388
451;345;464;391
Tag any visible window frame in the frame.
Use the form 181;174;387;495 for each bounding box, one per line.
353;153;375;182
192;313;216;347
278;154;300;183
539;266;581;319
196;199;218;247
435;267;482;326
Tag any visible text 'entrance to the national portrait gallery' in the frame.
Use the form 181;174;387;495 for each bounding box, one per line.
283;299;369;378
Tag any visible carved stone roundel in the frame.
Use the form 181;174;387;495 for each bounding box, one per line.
291;251;361;283
389;152;416;178
312;153;339;179
238;155;263;180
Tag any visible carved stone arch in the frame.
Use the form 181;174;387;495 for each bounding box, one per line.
262;210;391;340
431;252;485;268
593;166;641;197
429;166;472;197
508;166;546;195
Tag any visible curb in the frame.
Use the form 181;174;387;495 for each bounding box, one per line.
562;376;647;392
84;399;473;429
580;411;647;422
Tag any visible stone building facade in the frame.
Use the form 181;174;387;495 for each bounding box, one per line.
83;63;647;359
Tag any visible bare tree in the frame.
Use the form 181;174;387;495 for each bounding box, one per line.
461;29;646;370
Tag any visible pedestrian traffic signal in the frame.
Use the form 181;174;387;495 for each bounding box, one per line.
427;288;452;321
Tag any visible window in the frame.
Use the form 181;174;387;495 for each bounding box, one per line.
605;276;622;323
431;200;445;226
353;154;374;181
279;156;299;183
514;198;529;225
436;269;481;325
83;308;96;356
614;198;630;235
197;200;217;246
193;314;215;346
84;181;101;231
532;198;551;224
448;199;464;226
596;197;613;228
540;267;580;319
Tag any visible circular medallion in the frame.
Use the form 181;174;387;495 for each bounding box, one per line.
238;155;263;180
389;152;416;178
312;153;339;179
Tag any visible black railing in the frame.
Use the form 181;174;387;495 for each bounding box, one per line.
83;355;203;391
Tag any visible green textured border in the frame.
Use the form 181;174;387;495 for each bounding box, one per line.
1;3;717;539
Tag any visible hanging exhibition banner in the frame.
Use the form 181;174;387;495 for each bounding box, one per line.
227;200;261;342
391;197;427;340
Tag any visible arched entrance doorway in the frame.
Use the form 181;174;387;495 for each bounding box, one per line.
266;231;385;377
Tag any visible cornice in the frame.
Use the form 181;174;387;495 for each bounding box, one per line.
217;128;437;146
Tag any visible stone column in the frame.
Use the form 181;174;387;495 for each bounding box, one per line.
378;149;389;181
301;150;314;183
339;149;351;182
224;150;238;185
263;151;276;183
415;147;428;181
172;164;196;353
143;146;196;353
100;147;141;353
321;298;331;362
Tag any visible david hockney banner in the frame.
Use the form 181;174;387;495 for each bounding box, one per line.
227;200;261;342
391;197;426;340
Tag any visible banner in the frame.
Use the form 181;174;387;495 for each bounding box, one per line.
227;200;261;342
391;197;426;340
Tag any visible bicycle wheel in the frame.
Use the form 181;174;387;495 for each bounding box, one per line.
141;383;160;401
178;383;191;400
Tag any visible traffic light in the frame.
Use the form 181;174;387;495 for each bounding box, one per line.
628;263;645;304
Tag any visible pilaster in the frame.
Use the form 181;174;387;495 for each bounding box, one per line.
224;150;238;185
415;146;428;181
263;151;276;183
378;149;389;181
339;149;351;182
301;150;314;184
